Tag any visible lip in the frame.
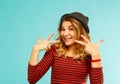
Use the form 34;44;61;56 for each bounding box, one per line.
64;39;70;42
61;34;74;42
63;37;73;42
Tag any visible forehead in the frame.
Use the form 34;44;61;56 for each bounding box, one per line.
61;21;73;27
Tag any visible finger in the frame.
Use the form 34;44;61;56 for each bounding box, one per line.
38;37;42;43
75;40;86;45
46;33;54;41
48;40;60;44
81;35;89;43
97;39;104;46
46;45;51;51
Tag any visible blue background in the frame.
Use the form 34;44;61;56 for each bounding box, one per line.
0;0;120;84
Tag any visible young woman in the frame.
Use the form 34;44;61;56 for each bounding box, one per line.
28;12;104;84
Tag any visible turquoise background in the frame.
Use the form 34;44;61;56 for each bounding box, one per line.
0;0;120;84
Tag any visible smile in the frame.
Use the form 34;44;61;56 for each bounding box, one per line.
63;36;73;42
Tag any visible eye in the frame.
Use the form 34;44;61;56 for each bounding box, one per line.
69;27;74;31
60;28;65;31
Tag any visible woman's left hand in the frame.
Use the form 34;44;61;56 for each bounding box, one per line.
75;35;103;58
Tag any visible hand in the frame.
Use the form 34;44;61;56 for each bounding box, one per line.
75;35;103;57
33;34;60;52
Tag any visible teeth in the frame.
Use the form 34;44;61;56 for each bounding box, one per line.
64;36;72;40
65;37;71;40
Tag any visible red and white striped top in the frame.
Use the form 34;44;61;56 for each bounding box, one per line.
28;46;103;84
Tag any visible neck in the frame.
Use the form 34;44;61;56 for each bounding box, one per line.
65;44;76;57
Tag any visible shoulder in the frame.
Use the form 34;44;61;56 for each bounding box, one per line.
85;54;92;62
50;44;56;50
43;44;58;58
46;44;57;54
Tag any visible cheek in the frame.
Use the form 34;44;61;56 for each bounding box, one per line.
60;32;63;39
72;32;75;36
60;31;64;36
73;31;78;39
71;32;75;38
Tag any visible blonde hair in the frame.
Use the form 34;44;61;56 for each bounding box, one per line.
55;17;90;60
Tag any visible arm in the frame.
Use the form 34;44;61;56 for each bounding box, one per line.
75;35;104;83
28;46;56;84
27;34;59;84
86;39;103;83
88;54;104;84
89;66;103;84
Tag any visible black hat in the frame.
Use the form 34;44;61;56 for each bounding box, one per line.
60;12;90;33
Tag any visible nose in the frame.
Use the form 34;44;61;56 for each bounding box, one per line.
64;30;69;36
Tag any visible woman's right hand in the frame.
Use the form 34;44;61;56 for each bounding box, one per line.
32;33;59;52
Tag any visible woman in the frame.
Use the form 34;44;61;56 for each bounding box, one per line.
28;12;104;84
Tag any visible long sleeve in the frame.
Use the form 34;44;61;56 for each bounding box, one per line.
28;46;56;84
89;66;104;84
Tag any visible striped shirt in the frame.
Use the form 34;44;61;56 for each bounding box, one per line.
28;46;103;84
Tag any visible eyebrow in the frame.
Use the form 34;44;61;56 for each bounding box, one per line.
61;25;73;28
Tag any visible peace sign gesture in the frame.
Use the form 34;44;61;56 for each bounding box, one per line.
33;34;60;52
75;35;103;57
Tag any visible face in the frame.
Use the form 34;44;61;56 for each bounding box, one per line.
60;21;76;46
